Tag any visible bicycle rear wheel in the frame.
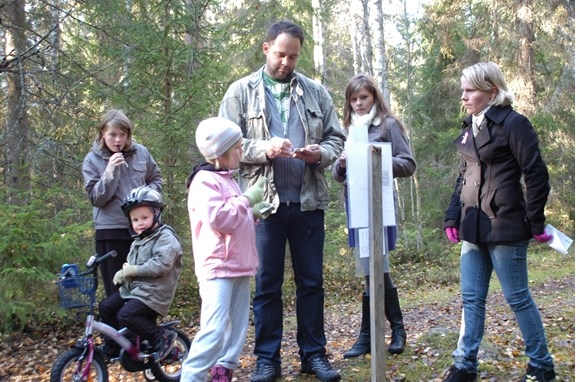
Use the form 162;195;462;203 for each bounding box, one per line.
148;329;191;382
51;347;109;382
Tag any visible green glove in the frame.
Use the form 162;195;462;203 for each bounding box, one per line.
252;201;274;219
242;177;266;207
122;263;138;278
113;270;125;285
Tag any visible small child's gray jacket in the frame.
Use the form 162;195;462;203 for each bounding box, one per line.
119;225;183;317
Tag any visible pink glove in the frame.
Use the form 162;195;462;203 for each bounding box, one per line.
533;231;553;243
445;227;460;243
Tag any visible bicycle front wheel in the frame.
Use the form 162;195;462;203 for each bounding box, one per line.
51;347;109;382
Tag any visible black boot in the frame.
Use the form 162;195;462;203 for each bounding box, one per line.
343;293;371;358
98;338;120;358
385;287;406;354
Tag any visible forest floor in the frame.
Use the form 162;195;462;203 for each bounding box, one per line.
1;273;574;381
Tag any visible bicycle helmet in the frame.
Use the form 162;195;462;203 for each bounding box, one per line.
121;186;165;238
121;186;164;216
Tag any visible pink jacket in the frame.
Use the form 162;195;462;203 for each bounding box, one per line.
188;169;258;281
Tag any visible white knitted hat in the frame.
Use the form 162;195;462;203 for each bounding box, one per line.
195;117;243;160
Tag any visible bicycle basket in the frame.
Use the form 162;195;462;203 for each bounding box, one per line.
57;275;96;309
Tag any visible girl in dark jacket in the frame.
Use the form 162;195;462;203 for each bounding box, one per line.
443;62;555;382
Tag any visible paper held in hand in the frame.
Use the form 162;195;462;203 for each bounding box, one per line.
544;224;573;255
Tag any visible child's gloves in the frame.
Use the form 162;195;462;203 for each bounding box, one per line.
242;177;266;207
252;201;274;219
533;231;553;243
113;263;138;285
122;263;138;277
113;270;125;285
444;226;460;243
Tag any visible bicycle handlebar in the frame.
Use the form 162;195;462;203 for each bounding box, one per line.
56;250;119;281
86;250;117;268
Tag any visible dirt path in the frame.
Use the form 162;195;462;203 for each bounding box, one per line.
1;276;573;381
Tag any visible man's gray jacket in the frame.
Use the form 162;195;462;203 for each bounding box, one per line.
219;67;345;212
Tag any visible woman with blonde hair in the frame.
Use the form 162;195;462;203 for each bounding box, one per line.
443;62;555;382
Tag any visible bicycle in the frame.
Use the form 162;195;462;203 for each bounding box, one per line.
50;250;191;382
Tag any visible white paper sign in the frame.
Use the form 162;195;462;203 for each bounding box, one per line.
544;224;573;255
346;142;396;228
358;228;390;258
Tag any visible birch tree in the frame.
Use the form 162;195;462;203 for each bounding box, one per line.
370;0;390;103
312;0;326;82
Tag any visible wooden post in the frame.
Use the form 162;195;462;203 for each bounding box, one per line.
368;145;386;381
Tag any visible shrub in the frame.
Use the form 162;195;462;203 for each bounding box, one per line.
0;196;93;332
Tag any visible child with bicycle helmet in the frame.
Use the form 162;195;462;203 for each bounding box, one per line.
98;185;183;362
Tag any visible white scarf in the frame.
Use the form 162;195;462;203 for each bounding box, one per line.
349;105;382;142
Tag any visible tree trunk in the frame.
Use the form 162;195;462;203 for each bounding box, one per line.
515;0;536;115
361;0;372;73
2;0;30;204
312;0;326;83
370;0;390;103
348;1;362;74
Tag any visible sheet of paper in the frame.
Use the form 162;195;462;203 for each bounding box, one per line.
544;224;573;255
358;228;390;258
346;142;396;228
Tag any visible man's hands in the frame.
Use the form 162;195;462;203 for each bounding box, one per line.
291;144;322;164
265;138;322;164
266;137;294;159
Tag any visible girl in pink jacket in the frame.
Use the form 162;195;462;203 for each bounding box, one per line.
182;117;270;382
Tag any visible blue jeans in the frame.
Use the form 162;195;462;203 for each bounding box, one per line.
454;240;554;372
253;203;327;364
